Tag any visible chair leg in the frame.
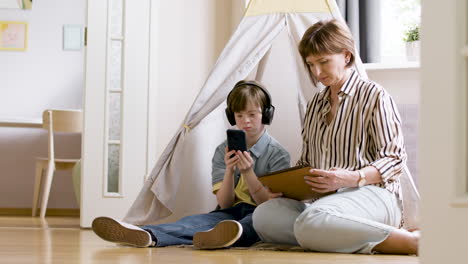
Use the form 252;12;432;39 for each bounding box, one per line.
39;162;55;218
32;161;44;216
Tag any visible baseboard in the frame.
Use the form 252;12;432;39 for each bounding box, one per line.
0;208;80;217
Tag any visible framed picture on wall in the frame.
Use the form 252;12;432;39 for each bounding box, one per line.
0;0;32;9
0;21;28;51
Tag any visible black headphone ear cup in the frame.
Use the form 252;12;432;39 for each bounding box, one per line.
262;105;275;124
225;108;236;126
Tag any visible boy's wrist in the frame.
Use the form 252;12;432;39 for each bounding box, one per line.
224;170;235;179
239;167;254;175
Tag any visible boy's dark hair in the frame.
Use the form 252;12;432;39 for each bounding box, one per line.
225;80;275;125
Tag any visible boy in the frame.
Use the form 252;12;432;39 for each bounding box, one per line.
92;80;290;249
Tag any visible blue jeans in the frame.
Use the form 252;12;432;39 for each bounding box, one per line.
141;203;259;247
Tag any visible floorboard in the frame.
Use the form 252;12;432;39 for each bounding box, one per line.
0;216;419;264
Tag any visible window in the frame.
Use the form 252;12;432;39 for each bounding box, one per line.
381;0;421;63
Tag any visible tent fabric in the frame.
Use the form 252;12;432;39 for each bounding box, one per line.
123;0;420;230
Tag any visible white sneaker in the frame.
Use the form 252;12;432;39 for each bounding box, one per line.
193;220;243;249
92;216;155;247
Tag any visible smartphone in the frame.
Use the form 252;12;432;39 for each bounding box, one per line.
227;129;247;153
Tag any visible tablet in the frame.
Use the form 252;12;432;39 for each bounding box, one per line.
259;165;328;200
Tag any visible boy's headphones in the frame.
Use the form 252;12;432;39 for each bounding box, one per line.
225;80;275;126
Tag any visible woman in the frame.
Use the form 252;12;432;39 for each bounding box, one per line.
252;19;419;255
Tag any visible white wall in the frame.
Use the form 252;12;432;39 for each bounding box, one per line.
152;0;240;162
0;0;84;119
0;0;85;209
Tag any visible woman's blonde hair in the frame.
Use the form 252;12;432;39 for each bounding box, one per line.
298;19;356;85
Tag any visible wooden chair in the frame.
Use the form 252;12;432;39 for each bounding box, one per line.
32;109;83;217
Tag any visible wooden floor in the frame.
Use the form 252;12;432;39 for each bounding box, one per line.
0;216;419;264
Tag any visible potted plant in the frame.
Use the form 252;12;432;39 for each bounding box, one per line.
403;25;420;61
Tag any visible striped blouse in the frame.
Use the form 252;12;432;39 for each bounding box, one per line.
297;70;407;197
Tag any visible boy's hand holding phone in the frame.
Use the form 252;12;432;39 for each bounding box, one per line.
224;147;238;173
235;150;254;174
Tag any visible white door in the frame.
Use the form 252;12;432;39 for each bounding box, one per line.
420;1;468;262
81;0;152;227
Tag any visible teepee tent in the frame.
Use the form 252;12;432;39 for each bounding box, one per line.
124;0;420;229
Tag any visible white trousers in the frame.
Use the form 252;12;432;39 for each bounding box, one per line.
252;185;401;254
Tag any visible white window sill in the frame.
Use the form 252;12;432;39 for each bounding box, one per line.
364;61;420;70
